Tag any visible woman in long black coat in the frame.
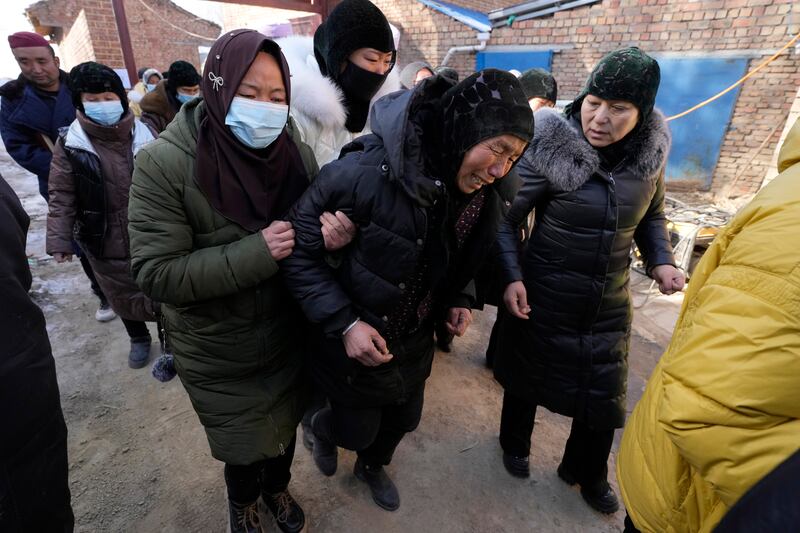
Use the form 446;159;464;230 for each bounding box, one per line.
283;70;533;511
493;47;685;514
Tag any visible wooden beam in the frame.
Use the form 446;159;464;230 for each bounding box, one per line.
110;0;138;87
206;0;324;15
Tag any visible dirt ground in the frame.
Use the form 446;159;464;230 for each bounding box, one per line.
4;145;680;533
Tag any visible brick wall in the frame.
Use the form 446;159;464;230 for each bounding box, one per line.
373;0;800;196
60;9;95;67
28;0;220;76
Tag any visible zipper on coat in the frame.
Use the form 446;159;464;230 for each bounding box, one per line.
267;414;286;456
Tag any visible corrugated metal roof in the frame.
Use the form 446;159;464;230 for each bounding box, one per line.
416;0;493;33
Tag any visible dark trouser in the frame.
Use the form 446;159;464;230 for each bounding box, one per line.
300;387;327;432
121;317;166;347
499;391;614;486
74;242;106;304
314;384;425;467
623;514;641;533
224;436;297;504
484;304;508;366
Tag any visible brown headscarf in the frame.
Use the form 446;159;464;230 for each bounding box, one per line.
196;30;310;232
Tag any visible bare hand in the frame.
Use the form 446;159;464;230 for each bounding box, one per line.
504;281;531;319
321;210;356;251
651;264;685;295
343;321;393;367
445;307;472;337
53;253;73;263
261;220;295;261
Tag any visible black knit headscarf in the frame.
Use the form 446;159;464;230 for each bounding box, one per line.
518;67;558;102
435;69;534;182
68;61;128;114
166;60;201;92
564;47;660;123
313;0;396;132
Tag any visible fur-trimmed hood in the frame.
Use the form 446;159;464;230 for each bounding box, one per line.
523;107;671;192
277;35;401;132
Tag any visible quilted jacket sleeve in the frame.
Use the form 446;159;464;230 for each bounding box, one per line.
496;158;549;285
128;146;279;306
634;171;675;273
657;192;800;508
282;160;360;335
45;139;76;255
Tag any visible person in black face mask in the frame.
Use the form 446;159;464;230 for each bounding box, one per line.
277;0;399;167
276;0;398;455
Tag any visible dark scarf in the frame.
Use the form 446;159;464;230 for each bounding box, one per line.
313;0;395;133
195;30;309;232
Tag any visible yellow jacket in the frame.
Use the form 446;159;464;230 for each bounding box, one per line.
617;119;800;533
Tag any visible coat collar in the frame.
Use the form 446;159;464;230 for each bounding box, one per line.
523;107;671;192
63;114;155;157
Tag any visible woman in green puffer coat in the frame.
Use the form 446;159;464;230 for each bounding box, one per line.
128;30;348;533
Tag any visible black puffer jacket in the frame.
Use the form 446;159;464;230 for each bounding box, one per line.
494;107;674;429
283;81;519;406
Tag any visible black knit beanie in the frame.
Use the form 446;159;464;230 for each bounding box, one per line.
313;0;395;78
518;67;557;102
166;60;201;90
437;69;534;181
68;61;128;113
435;66;459;84
564;47;660;122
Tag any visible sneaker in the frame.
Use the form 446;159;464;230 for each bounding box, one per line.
128;336;152;369
310;411;337;476
228;499;261;533
354;458;400;511
502;452;530;478
262;490;305;533
95;302;117;322
557;463;619;514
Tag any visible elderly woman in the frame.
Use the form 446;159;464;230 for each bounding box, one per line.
282;70;533;511
128;30;348;533
46;62;158;369
493;47;684;514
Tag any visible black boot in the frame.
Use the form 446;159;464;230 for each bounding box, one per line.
262;490;306;533
310;411;337;476
557;463;619;514
354;458;400;511
227;499;261;533
502;452;530;478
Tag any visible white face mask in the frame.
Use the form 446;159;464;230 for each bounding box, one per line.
224;96;288;149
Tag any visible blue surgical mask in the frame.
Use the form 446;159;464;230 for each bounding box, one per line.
225;96;288;149
176;92;196;105
83;100;123;126
146;83;157;92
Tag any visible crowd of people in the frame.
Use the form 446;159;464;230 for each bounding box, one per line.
1;0;798;531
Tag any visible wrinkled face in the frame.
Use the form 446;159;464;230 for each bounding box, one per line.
12;46;60;89
455;134;527;194
82;91;120;103
146;74;161;85
528;97;555;112
414;68;433;86
347;47;394;75
580;93;639;148
235;52;286;104
177;84;200;97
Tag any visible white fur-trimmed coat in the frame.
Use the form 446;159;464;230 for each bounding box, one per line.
276;36;401;166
